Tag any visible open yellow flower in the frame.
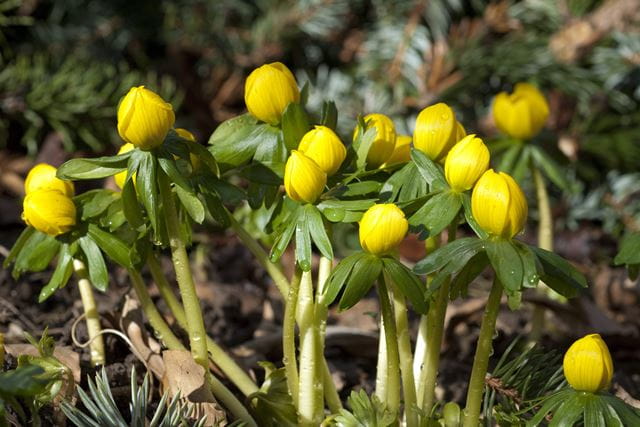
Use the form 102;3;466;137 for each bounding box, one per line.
114;143;136;189
284;150;327;203
493;83;549;140
22;190;77;236
353;113;396;168
444;135;490;192
563;334;613;393
298;125;346;176
359;204;408;255
25;163;74;197
471;169;527;238
414;103;466;162
117;86;175;150
245;62;300;125
382;134;412;167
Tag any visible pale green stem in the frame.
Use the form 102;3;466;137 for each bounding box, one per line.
375;316;388;403
377;276;401;414
158;171;209;370
146;253;258;396
283;267;302;407
73;259;105;366
530;164;554;341
463;279;503;427
316;257;342;413
298;270;322;426
228;214;289;296
128;270;256;427
388;272;418;427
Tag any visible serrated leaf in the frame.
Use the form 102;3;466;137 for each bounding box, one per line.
339;254;382;310
334;389;396;427
39;244;74;302
382;259;427;314
78;236;109;291
281;103;309;151
57;152;131;180
410;149;447;190
249;362;298;427
409;190;462;237
531;246;587;298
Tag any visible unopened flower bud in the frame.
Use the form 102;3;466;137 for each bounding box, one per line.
383;135;412;167
297;125;346;176
359;204;408;255
284;150;327;203
25;163;74;197
245;62;300;125
414;103;465;162
117;86;175;150
493;83;549;140
563;334;613;393
22;190;76;236
444;135;490;192
353;113;396;168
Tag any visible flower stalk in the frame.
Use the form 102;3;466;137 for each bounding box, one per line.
73;259;105;366
283;267;303;407
377;275;401;414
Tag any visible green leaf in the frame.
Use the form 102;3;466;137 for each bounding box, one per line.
187;140;219;176
583;394;606;427
486;239;523;296
334;389;396;427
135;151;159;234
249;362;298;427
306;205;333;260
253;125;287;176
461;193;488;239
157;149;194;194
339;254;382;311
450;252;489;299
602;394;640;425
175;186;205;223
12;231;60;278
121;178;145;229
614;232;640;265
39;244;74;303
208;114;260;168
354;125;377;170
496;143;523;174
382;258;427;314
550;392;585;427
531;246;587;298
75;190;120;220
320;101;338;130
281;103;309;151
513;241;539;289
87;224;132;268
380;162;428;203
340;181;382;197
3;227;35;268
57;152;131;180
295;207;312;271
526;389;573;427
270;205;300;263
414;238;483;275
410;149;447;190
530;146;572;192
78;236;109;292
320;253;366;307
409;190;462;237
0;364;48;396
512;144;531;183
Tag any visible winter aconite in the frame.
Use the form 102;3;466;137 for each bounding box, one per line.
117;86;175;150
383;134;412;167
297;125;346;176
359;203;408;255
22;189;77;236
25;163;75;197
471;169;528;238
244;62;300;125
444;135;490;192
563;334;613;393
354;113;397;169
114;143;135;189
414;103;466;162
284;150;327;204
493;83;549;140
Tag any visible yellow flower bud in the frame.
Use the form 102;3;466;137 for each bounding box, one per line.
414;103;466;162
444;134;490;192
22;190;77;236
471;169;527;238
284;150;327;203
493;83;549;140
353;113;396;168
114;143;135;190
245;62;300;125
25;163;74;197
563;334;613;393
175;128;201;171
382;135;412;167
359;204;408;255
117;86;175;150
297;125;346;176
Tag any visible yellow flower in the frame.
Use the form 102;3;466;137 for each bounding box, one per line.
493;83;549;140
444;135;490;192
382;134;412;167
175;127;201;171
359;204;408;255
414;103;466;162
284;150;327;203
563;334;613;393
117;86;175;150
22;190;76;236
297;125;346;176
245;62;300;125
353;113;396;168
114;143;135;189
471;169;527;238
24;163;74;197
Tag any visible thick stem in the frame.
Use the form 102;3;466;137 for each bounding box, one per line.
463;279;503;427
374;316;388;403
158;171;209;370
283;267;302;407
298;270;322;426
377;277;401;414
530;164;554;340
228;214;290;296
388;272;418;427
316;257;342;413
73;259;105;366
146;253;258;396
128;270;256;427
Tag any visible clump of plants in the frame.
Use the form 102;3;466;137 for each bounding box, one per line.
3;62;639;426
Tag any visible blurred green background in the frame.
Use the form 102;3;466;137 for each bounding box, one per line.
1;0;639;236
